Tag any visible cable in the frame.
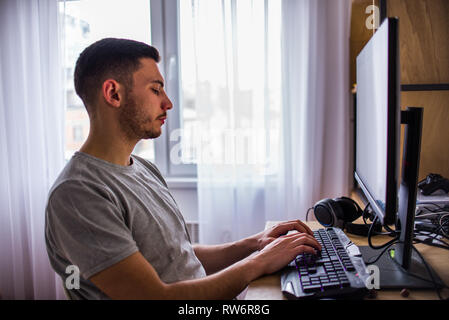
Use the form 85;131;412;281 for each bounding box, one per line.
413;235;449;250
361;203;397;237
305;207;313;222
422;206;445;213
364;240;399;265
427;224;449;241
414;210;449;247
415;211;449;219
416;202;447;211
439;214;449;237
362;203;371;225
368;216;399;249
382;222;397;235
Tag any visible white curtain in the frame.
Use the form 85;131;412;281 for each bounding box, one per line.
0;0;66;299
195;0;352;245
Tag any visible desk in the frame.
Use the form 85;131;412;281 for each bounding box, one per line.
245;220;449;300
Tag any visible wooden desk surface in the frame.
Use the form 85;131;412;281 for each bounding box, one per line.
245;220;449;300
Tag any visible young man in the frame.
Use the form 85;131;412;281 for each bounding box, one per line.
45;38;321;300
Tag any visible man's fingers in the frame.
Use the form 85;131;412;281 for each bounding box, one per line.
275;220;313;236
291;233;322;251
295;245;317;255
294;220;313;236
284;220;313;236
279;232;321;252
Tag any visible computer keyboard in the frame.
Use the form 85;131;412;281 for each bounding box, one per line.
281;227;370;299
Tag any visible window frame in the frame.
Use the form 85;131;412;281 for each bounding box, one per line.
150;0;197;178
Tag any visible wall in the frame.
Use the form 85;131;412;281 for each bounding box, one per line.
169;186;198;223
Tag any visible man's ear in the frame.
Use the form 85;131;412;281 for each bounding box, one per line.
102;79;122;108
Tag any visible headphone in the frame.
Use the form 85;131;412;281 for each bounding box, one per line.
312;196;381;236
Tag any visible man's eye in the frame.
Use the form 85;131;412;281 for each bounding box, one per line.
152;88;160;95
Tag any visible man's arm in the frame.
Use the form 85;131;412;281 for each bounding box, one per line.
193;220;315;275
89;231;320;300
193;237;259;275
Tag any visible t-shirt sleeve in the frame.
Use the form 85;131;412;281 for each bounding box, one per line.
46;180;139;279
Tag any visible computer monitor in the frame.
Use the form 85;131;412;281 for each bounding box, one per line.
355;17;400;227
355;18;444;289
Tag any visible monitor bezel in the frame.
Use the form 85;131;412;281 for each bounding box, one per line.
355;17;400;226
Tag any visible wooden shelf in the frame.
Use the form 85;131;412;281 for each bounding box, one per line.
400;91;449;180
388;0;449;84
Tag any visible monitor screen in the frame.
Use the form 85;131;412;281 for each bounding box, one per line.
355;18;400;225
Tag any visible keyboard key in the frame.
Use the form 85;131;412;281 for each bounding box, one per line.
318;258;331;264
346;265;356;272
303;284;322;293
322;282;340;289
308;267;317;274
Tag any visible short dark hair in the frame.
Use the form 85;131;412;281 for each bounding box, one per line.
74;38;160;111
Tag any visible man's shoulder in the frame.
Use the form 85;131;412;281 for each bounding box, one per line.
132;154;168;187
47;154;112;203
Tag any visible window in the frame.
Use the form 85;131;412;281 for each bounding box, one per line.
72;125;84;142
60;0;280;179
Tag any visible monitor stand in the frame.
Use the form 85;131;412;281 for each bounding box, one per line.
360;107;445;290
358;245;444;289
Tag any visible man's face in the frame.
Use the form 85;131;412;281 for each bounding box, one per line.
118;58;173;140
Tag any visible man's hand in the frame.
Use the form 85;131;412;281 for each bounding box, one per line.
250;231;322;276
253;220;316;251
194;220;320;277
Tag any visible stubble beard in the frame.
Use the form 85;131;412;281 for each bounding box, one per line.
118;90;161;141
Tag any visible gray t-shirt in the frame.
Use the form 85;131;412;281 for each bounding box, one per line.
45;151;206;299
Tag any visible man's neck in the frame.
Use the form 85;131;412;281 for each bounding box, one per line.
79;128;138;167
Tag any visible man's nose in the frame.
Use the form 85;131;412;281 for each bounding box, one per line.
162;94;173;111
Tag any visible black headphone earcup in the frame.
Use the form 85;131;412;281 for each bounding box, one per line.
335;197;363;222
314;199;337;227
332;199;345;221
